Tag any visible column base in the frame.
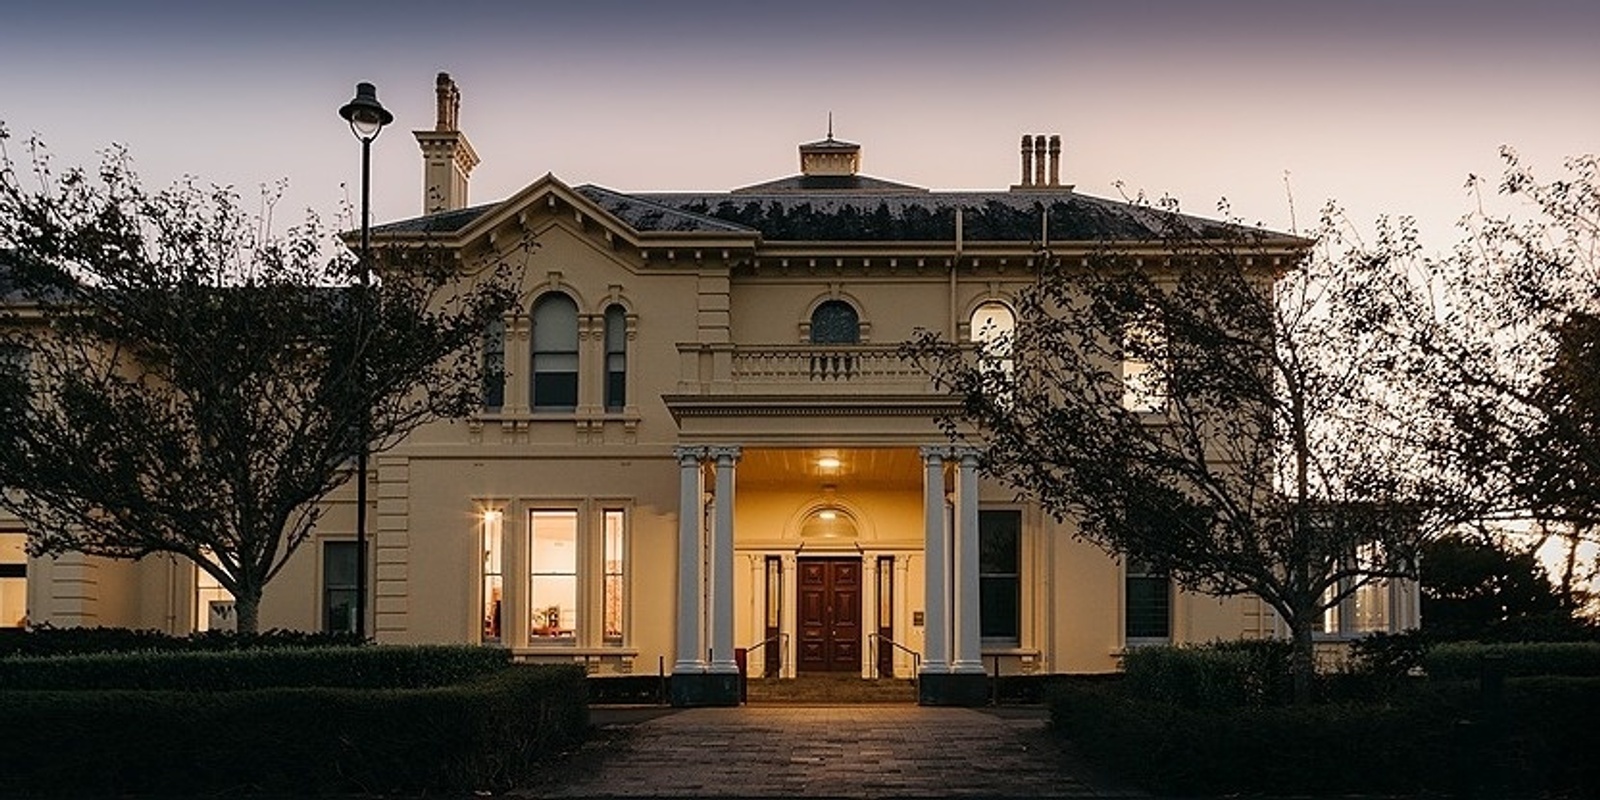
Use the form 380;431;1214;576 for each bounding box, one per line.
918;672;989;707
670;672;742;707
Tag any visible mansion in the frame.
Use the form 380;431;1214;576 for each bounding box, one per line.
0;74;1418;705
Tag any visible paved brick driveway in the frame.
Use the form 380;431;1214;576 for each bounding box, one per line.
521;706;1142;798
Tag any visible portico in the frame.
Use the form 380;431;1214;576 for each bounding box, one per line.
668;444;990;706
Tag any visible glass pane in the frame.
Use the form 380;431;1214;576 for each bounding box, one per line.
765;558;781;628
324;589;356;634
809;300;859;344
1125;575;1171;639
530;575;577;638
979;510;1020;574
604;510;625;643
483;512;503;642
533;371;578;409
530;511;577;640
605;305;627;351
1354;581;1389;633
877;558;893;629
533;294;579;351
980;577;1020;639
606;365;626;410
323;541;359;587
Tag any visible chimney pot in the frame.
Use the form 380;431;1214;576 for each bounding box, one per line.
1033;134;1047;187
1020;135;1034;186
1048;135;1061;187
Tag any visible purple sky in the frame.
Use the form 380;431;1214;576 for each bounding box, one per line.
2;1;1597;246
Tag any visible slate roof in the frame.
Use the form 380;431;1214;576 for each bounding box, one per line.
369;180;1282;243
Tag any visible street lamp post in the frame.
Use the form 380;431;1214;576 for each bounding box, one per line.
339;82;392;640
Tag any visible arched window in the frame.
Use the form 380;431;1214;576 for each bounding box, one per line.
482;317;505;410
604;304;627;412
970;301;1015;351
531;293;579;411
809;300;860;344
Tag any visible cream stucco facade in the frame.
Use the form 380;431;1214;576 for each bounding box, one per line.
2;76;1418;705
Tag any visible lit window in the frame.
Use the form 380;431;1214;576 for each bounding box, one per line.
809;300;860;344
531;293;579;410
604;305;627;412
1;533;27;629
529;510;578;640
1122;321;1167;413
1124;557;1171;642
971;301;1015;377
482;317;506;410
322;541;359;634
980;509;1021;643
195;556;234;632
482;511;504;643
603;510;626;644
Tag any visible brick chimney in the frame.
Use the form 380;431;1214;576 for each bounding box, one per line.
413;72;480;214
1012;133;1070;191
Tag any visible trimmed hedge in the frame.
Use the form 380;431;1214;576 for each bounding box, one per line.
1120;639;1293;708
0;664;588;796
1051;677;1600;797
0;645;512;690
0;625;363;658
1425;641;1600;679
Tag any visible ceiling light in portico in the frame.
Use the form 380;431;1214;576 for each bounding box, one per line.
817;456;842;470
818;509;838;521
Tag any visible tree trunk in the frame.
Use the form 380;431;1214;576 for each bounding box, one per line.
233;589;262;635
1289;609;1315;705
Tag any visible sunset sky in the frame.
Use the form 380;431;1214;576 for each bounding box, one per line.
2;0;1598;248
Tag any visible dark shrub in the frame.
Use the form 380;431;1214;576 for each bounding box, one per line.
0;645;511;690
0;664;587;796
0;625;363;658
1425;641;1600;679
1121;640;1292;708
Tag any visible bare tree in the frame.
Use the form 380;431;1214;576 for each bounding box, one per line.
905;204;1452;701
1359;149;1600;619
0;128;526;632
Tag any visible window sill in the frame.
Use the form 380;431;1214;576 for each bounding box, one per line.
980;646;1038;657
511;646;639;658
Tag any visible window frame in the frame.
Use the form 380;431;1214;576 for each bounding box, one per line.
530;293;579;412
808;299;862;345
321;540;360;635
603;304;628;413
978;508;1022;645
1123;556;1172;645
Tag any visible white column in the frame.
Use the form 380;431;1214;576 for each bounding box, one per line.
781;554;798;678
952;448;985;673
920;446;949;674
672;446;706;673
862;555;879;679
894;555;911;678
708;446;741;674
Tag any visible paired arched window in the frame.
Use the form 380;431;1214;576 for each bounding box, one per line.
604;304;627;412
531;293;579;411
809;300;860;344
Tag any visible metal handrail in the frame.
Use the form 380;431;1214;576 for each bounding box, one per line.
742;632;789;678
867;632;921;685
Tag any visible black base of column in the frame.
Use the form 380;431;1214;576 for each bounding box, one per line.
918;672;989;706
670;672;741;707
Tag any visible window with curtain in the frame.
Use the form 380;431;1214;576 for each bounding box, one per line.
531;293;579;410
529;510;578;640
604;305;627;412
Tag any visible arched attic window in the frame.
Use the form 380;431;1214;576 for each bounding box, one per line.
531;293;579;411
809;300;860;344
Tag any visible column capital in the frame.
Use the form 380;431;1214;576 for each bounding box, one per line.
707;445;743;463
673;445;707;465
919;445;952;462
950;445;983;464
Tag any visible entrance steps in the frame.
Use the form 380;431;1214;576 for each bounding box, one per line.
745;673;917;705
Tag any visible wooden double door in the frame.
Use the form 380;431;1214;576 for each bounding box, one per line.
797;558;862;672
